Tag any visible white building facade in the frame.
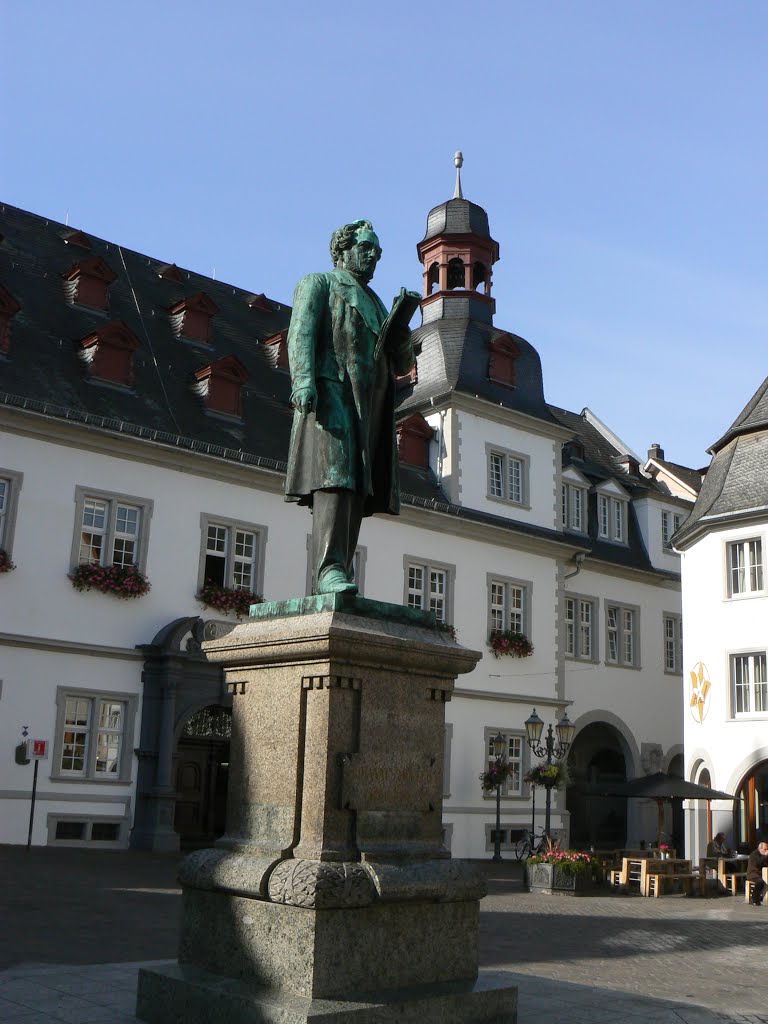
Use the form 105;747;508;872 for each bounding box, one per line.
675;380;768;860
0;193;696;855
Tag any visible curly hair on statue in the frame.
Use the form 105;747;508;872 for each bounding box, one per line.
329;220;381;266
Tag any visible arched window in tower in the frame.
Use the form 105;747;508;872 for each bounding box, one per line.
472;261;487;292
427;262;440;294
447;258;466;290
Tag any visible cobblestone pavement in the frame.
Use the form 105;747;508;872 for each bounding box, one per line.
2;849;767;1022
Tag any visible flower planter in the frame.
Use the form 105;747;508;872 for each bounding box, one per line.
525;861;597;895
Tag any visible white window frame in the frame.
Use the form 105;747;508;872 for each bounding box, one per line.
0;468;23;558
663;613;682;674
483;726;526;798
662;510;684;548
726;538;764;598
561;483;587;533
605;602;640;668
564;593;598;661
71;486;152;572
730;652;768;718
597;493;628;545
487;573;532;640
485;443;530;509
198;513;267;595
403;556;455;625
50;687;137;784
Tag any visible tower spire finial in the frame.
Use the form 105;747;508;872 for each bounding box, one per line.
453;150;464;200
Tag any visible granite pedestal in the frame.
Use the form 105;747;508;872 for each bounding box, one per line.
137;595;517;1023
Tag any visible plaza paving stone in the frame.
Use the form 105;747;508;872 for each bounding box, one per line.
2;848;766;1022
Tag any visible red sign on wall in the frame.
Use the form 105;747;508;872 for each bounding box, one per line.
28;739;49;760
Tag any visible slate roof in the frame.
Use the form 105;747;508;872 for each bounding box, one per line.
648;457;705;495
400;317;558;424
421;198;496;244
711;373;768;453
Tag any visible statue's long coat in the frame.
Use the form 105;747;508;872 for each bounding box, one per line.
284;268;414;515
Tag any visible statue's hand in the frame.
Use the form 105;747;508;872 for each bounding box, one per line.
291;385;318;414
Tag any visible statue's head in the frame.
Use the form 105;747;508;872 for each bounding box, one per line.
330;220;382;283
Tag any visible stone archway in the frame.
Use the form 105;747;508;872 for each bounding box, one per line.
566;721;629;849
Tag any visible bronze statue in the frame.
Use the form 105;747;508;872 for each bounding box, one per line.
285;220;419;595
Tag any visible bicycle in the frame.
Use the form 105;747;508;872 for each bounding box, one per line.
510;827;550;860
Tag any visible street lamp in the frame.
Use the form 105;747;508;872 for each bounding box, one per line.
524;708;575;839
491;731;506;863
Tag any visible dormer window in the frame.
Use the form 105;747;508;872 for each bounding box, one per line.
563;439;586;462
488;336;519;388
249;293;274;313
169;292;219;344
598;493;628;544
262;330;288;370
63;257;117;310
0;285;21;356
157;263;185;283
193;355;248;419
60;229;91;249
396;413;434;469
562;483;587;532
78;321;140;388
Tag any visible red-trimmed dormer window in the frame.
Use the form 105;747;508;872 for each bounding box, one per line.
63;257;117;310
262;330;289;370
488;335;520;388
396;363;418;390
60;229;92;249
193;355;249;419
78;321;140;387
0;285;21;356
396;413;434;469
169;292;219;344
157;263;185;283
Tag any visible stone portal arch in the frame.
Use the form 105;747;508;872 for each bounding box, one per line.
566;714;636;849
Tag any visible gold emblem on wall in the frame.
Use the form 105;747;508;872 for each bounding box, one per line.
689;662;711;723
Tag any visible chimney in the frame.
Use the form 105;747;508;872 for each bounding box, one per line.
647;443;664;462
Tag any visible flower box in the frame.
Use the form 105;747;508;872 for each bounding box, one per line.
196;580;263;619
69;562;150;598
489;630;534;658
525;861;597;895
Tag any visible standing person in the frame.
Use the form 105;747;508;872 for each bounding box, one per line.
746;841;768;905
706;832;731;857
285;220;418;595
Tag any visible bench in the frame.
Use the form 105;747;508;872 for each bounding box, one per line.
645;872;704;898
745;879;766;904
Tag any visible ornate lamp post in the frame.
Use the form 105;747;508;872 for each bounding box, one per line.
491;731;506;863
524;708;575;839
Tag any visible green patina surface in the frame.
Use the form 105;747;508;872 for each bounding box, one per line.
249;593;437;629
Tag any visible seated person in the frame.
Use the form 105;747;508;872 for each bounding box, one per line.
706;832;731;858
747;842;768;906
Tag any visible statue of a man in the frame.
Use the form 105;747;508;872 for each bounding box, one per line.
285;220;417;595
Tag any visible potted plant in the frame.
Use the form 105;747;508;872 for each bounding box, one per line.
525;844;602;895
196;579;263;619
524;761;570;790
489;630;534;658
479;761;514;792
69;562;151;598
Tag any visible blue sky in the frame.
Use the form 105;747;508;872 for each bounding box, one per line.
3;1;766;468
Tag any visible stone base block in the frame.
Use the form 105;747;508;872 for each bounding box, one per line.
136;963;517;1023
180;890;479;999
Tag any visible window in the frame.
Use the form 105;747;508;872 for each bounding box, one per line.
487;446;528;506
606;603;639;667
488;575;530;639
485;728;524;797
51;688;137;783
598;494;628;544
663;614;682;674
72;487;152;571
63;257;117;310
169;291;219;344
727;539;764;596
565;596;597;660
731;653;768;716
192;355;249;419
561;483;587;533
662;510;684;548
404;557;454;624
48;815;127;847
0;469;23;557
199;514;267;595
488;336;519;387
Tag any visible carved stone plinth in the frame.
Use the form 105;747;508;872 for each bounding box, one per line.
137;595;517;1023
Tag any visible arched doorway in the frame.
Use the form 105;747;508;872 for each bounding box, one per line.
734;760;768;849
567;722;628;849
174;706;231;848
667;752;685;853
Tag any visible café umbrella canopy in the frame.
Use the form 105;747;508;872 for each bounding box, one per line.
590;772;738;849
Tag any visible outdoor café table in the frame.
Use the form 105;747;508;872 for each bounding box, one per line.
638;858;693;896
716;854;749;890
